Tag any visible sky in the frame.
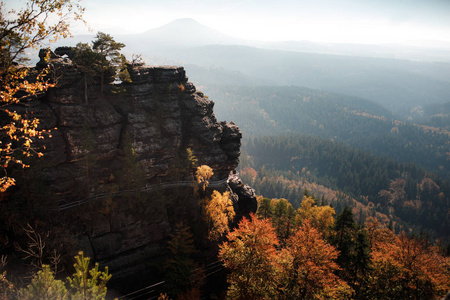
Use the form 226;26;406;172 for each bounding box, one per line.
5;0;450;47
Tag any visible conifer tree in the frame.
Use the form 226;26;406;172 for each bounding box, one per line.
92;32;125;97
73;43;100;104
164;224;203;299
67;252;111;300
17;265;67;300
256;197;273;219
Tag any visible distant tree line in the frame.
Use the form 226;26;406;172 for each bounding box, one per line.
240;134;450;241
207;85;450;179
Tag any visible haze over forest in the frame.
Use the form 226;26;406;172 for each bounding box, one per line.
40;0;450;234
2;0;450;298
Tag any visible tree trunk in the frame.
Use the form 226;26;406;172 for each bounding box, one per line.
84;72;88;104
100;69;104;97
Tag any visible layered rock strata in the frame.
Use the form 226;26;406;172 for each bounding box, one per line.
8;50;256;279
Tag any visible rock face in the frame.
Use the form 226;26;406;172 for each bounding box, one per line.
31;53;242;197
10;50;255;280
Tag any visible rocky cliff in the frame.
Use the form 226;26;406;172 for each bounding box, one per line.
5;49;256;281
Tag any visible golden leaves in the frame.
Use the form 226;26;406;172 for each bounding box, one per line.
296;196;336;237
202;190;235;241
0;177;15;192
0;0;83;192
195;165;213;191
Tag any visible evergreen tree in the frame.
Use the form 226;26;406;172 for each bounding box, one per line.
73;43;100;104
256;197;273;219
92;32;125;96
332;207;372;296
17;265;68;300
164;224;202;299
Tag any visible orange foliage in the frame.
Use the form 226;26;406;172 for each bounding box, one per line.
367;219;450;299
278;220;352;299
219;214;279;299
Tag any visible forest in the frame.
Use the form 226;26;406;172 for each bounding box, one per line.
205;85;450;180
1;0;450;299
218;199;450;300
239;134;450;242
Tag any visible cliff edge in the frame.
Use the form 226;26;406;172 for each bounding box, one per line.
4;49;257;280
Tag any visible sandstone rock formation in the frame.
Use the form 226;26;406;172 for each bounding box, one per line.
6;49;256;281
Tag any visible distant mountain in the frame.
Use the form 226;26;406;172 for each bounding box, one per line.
141;18;243;46
259;41;450;63
174;45;450;115
117;18;244;54
51;18;450;116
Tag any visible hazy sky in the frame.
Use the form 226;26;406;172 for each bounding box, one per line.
5;0;450;47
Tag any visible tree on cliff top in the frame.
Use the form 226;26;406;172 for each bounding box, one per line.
92;32;125;97
73;42;100;104
0;0;85;192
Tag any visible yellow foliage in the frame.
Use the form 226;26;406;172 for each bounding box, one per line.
195;165;213;191
202;190;235;241
0;177;15;193
296;196;335;237
0;0;85;192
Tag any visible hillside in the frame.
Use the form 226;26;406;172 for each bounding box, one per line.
202;85;450;179
174;45;450;116
240;134;450;241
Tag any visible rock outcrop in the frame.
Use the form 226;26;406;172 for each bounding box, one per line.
7;49;255;281
29;51;243;197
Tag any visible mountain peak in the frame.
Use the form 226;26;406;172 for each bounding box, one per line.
140;18;242;47
167;18;201;26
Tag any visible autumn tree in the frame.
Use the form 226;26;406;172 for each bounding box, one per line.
219;214;279;299
296;195;335;237
201;190;235;241
277;220;352;299
195;165;213;192
0;0;84;191
186;148;198;170
366;219;450;299
92;32;125;97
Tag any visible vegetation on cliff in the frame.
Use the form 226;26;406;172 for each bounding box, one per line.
0;0;85;192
